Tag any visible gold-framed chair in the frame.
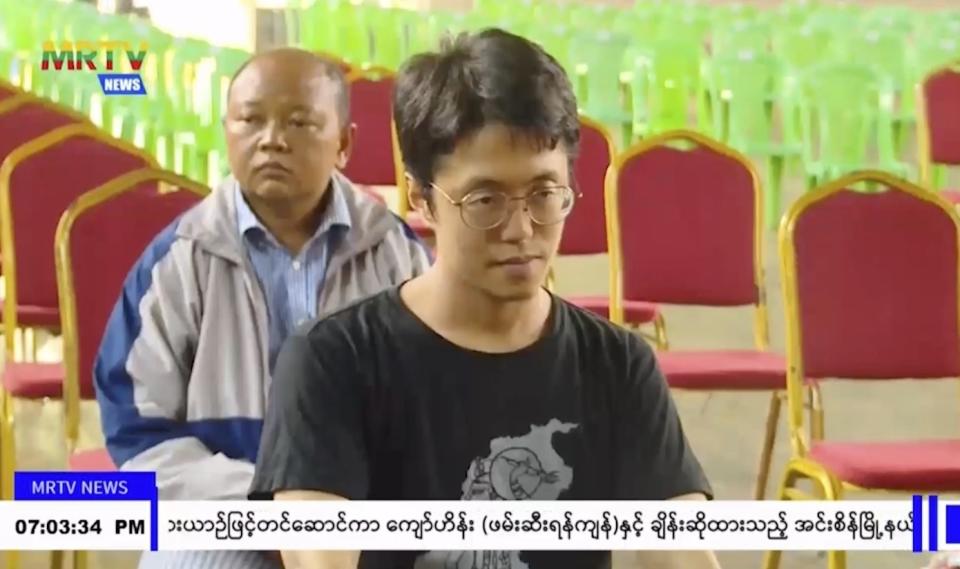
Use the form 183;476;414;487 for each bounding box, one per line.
51;167;208;569
604;129;815;500
916;59;960;200
765;170;960;569
552;114;667;347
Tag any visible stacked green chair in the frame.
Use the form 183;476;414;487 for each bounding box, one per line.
408;11;468;56
704;51;799;229
369;7;413;69
835;29;912;157
711;19;770;56
642;36;703;137
200;46;251;185
568;30;632;144
527;23;572;73
295;0;336;54
860;5;919;36
795;62;907;189
164;37;215;181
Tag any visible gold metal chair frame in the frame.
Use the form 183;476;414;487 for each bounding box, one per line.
45;168;209;569
604;129;823;501
916;59;960;191
0;126;158;569
765;169;960;569
0;124;159;358
0;90;93;125
546;114;669;346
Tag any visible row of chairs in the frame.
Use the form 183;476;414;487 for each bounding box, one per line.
1;50;959;569
287;1;960;232
329;58;960;241
565;125;960;569
0;0;252;186
0;80;208;569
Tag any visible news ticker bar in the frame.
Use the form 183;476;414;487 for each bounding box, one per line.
2;471;958;553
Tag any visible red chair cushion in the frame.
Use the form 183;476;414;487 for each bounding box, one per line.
0;299;60;328
68;448;116;471
657;350;786;390
1;362;64;398
809;439;960;492
942;189;960;204
567;296;659;324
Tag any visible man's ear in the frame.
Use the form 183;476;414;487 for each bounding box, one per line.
406;174;437;226
335;122;357;170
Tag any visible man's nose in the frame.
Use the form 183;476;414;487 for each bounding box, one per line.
499;200;534;241
257;121;288;151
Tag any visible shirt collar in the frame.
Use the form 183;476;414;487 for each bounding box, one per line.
235;180;352;248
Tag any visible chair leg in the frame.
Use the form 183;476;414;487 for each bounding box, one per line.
50;550;64;569
809;383;825;442
761;463;802;569
811;472;846;569
827;550;847;569
653;313;669;351
0;387;17;501
754;391;782;500
765;155;785;231
73;550;89;569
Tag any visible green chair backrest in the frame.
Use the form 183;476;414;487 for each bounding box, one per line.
711;19;771;56
834;29;908;89
772;20;836;73
796;62;894;171
704;51;784;151
567;31;630;122
369;7;412;69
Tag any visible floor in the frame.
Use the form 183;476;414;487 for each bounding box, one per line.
2;165;957;569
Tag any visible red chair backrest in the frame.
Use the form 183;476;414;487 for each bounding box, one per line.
0;102;80;159
67;179;205;399
6;132;152;312
341;75;397;186
923;66;960;166
560;117;613;256
611;131;759;306
784;174;960;380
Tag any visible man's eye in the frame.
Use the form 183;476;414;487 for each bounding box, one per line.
466;193;500;206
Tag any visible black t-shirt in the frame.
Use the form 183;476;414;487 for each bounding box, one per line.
250;286;712;569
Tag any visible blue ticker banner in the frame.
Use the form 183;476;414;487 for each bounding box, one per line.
14;471;158;550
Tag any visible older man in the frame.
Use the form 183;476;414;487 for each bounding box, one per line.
94;48;430;568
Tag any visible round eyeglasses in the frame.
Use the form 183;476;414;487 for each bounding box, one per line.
431;183;579;230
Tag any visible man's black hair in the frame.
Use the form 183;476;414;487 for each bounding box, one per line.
392;28;580;195
226;49;350;126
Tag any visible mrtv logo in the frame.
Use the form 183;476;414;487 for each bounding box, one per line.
41;40;148;96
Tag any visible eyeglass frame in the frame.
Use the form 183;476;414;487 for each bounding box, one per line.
428;181;582;230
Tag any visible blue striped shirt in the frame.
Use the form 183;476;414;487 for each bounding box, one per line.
235;184;352;371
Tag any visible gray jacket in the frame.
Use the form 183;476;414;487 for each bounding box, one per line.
94;172;431;500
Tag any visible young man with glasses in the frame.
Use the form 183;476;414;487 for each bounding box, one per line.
250;29;721;569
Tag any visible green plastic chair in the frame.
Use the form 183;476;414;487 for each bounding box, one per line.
369;7;415;70
711;19;770;56
295;0;335;53
834;29;912;158
704;51;800;229
408;11;468;56
567;31;632;143
795;62;907;189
